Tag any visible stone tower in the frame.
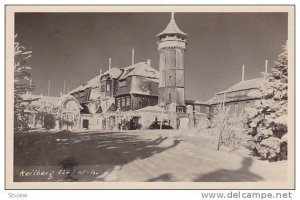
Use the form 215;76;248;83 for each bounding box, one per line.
157;12;187;112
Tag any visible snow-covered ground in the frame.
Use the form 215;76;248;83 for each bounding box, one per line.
94;129;287;182
15;129;287;183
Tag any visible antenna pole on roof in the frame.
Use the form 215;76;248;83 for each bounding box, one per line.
47;80;50;96
147;59;151;67
63;81;66;95
100;68;102;76
242;65;245;82
265;60;268;73
222;92;226;108
109;58;112;70
29;79;32;96
132;48;135;65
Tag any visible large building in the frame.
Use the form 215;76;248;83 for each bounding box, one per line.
24;13;266;131
65;12;193;130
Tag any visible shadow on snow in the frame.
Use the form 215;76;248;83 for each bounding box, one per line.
193;157;264;182
14;130;181;182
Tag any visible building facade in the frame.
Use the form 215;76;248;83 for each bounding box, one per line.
68;61;160;130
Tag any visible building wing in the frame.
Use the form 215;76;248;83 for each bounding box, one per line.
210;77;264;104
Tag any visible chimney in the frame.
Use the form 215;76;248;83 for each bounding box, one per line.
242;65;245;82
132;48;135;65
108;58;112;70
146;59;151;67
265;60;268;73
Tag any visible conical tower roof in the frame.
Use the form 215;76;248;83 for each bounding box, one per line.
157;12;187;37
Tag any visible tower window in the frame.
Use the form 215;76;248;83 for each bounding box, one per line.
169;76;171;80
169;93;172;102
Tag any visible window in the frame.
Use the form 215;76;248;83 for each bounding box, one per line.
101;84;105;92
169;76;172;80
121;97;125;107
119;80;127;87
106;83;111;92
126;96;130;106
234;103;238;111
169;93;172;102
213;106;217;114
206;107;210;114
86;90;91;100
177;107;184;113
196;105;201;112
117;98;121;109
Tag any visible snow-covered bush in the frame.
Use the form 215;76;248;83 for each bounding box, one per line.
245;44;288;161
44;113;56;130
211;103;248;152
196;117;210;130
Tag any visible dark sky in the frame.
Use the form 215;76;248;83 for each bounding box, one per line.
15;12;287;100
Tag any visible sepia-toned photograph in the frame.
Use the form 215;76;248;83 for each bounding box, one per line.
5;5;294;189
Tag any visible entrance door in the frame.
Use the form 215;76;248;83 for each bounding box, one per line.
82;119;89;129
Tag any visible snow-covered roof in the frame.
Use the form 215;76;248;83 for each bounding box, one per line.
134;105;162;113
207;77;263;104
22;94;83;109
157;13;187;37
102;67;123;79
194;100;210;105
119;62;159;80
70;62;157;95
216;77;263;95
116;75;159;96
69;75;101;94
22;94;61;107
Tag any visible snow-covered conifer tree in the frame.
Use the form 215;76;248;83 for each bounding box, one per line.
14;35;36;133
246;44;288;160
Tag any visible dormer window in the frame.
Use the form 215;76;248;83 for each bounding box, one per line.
119;80;127;87
106;83;111;92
